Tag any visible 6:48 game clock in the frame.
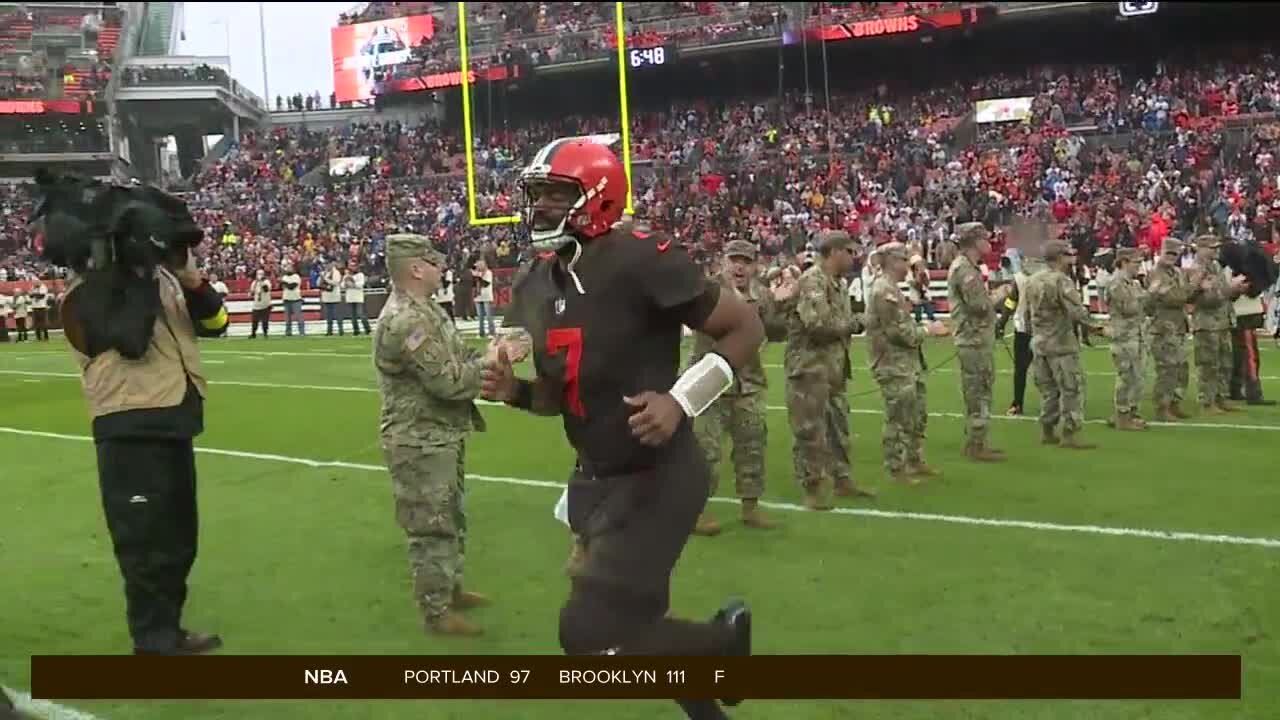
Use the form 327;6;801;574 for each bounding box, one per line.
627;45;675;69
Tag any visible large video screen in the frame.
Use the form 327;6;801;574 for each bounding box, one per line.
331;14;435;103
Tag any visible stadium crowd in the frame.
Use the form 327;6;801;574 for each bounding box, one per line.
6;45;1280;303
169;48;1280;290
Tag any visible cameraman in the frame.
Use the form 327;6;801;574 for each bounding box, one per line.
59;247;229;655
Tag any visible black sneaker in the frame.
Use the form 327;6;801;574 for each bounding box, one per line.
134;630;223;656
711;599;751;707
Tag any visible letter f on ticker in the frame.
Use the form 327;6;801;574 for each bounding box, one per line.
715;670;724;683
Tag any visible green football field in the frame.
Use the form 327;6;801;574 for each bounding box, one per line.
2;332;1278;720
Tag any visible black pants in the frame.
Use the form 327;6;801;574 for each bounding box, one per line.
1012;330;1033;410
32;308;48;340
560;431;734;719
14;317;26;341
250;308;270;338
96;437;199;653
439;301;455;325
1231;325;1264;402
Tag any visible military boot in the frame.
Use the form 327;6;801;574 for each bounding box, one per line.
1059;433;1097;450
740;499;776;529
430;611;483;637
802;488;833;511
452;586;490;610
834;480;877;499
964;443;1006;462
1169;401;1192;419
1201;404;1225;416
890;470;919;486
1041;427;1060;445
907;462;942;479
1113;412;1148;431
693;512;723;537
1216;400;1241;413
1153;404;1173;422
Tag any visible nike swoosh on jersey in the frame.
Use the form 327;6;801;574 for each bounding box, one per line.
656;240;672;252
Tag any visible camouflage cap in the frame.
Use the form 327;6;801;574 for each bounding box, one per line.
386;233;445;266
1043;240;1075;261
878;241;910;261
1160;237;1184;255
815;229;854;252
1193;234;1223;251
1115;247;1143;264
723;239;758;261
955;221;991;247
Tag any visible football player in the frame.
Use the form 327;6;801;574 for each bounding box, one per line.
482;138;764;720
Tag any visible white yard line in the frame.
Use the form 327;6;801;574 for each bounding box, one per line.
3;370;1277;432
2;425;1277;550
3;686;105;720
7;350;1280;381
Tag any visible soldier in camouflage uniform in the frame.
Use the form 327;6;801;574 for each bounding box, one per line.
946;222;1012;461
1106;248;1150;430
1188;235;1247;414
784;230;873;510
690;240;794;535
1146;238;1194;422
1025;241;1102;448
866;242;950;483
374;234;491;637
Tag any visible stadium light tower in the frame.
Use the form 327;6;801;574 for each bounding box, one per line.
259;2;270;105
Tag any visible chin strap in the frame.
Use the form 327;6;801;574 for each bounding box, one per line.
669;352;735;418
565;239;586;295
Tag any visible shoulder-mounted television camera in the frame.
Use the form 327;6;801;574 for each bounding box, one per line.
31;169;204;273
30;171;206;359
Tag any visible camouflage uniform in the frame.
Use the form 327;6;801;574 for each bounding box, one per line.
784;232;866;505
1106;248;1149;427
1025;242;1096;446
374;235;487;632
1188;237;1235;410
865;243;930;480
1146;239;1193;420
690;244;789;503
946;223;1000;458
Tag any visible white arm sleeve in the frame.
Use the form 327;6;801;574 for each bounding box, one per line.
669;352;735;418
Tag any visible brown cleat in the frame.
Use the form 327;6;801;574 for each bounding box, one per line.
1169;401;1192;419
740;500;777;529
803;492;833;511
1059;434;1097;450
1041;430;1060;446
452;588;490;610
693;512;723;537
429;611;484;637
964;445;1006;462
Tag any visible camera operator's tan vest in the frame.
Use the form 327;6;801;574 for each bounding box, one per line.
67;268;208;418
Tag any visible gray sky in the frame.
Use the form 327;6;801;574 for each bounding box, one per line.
177;1;355;104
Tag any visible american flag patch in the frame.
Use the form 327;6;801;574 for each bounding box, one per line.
405;326;428;352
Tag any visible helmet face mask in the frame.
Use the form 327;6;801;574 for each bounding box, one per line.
522;176;585;252
520;138;628;253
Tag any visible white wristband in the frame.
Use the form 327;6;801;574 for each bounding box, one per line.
670;352;734;418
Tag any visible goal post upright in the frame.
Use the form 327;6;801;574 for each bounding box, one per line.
458;1;635;225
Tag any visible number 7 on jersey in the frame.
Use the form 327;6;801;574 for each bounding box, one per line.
546;328;585;417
